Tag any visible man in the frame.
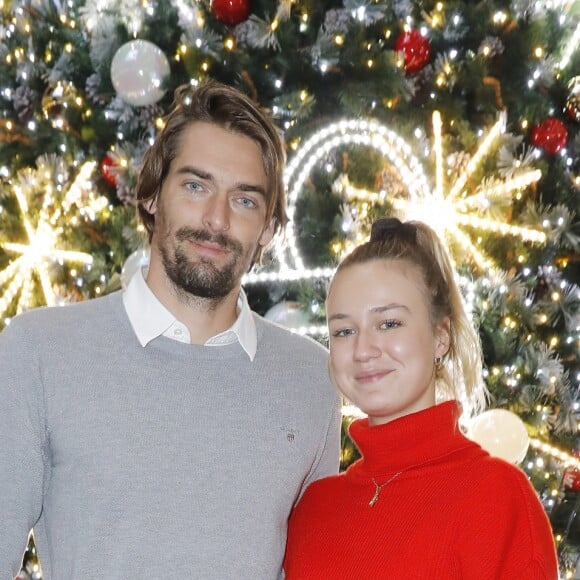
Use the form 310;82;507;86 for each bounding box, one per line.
0;81;341;579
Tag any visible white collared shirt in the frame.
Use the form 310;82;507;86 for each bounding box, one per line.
122;268;257;360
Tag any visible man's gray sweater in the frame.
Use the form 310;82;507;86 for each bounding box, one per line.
0;291;341;579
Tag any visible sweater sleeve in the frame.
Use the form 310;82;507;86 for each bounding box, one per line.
297;391;341;499
0;317;47;576
454;458;558;579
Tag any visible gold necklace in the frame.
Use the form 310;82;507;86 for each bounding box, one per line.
368;471;404;507
367;446;468;507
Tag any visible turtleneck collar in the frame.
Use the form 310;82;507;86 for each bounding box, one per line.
347;401;476;479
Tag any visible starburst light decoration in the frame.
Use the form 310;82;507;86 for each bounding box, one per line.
334;112;546;272
0;157;108;318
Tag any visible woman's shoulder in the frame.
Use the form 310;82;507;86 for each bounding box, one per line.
477;453;535;486
453;454;558;576
459;452;546;515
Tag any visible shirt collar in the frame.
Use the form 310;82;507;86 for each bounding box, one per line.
122;268;257;360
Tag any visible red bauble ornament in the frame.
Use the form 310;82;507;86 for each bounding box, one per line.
394;29;431;75
100;153;117;187
529;117;568;155
210;0;251;25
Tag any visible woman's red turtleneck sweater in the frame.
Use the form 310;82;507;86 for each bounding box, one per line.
284;401;558;579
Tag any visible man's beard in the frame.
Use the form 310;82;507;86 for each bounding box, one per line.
160;227;249;300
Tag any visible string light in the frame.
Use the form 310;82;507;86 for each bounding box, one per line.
558;20;580;70
433;111;444;200
530;438;580;469
243;266;335;284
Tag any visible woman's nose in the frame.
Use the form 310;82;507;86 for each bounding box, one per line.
353;331;381;361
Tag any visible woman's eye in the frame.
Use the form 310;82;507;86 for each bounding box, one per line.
332;328;354;338
380;319;401;330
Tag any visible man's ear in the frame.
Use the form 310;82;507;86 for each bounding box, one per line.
143;197;157;215
435;316;451;359
258;218;276;247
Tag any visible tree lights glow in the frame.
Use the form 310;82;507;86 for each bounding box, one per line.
0;160;107;317
1;0;578;574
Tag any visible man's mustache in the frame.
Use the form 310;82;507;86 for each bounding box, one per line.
175;228;243;254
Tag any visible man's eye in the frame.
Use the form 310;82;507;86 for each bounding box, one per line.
237;197;258;208
185;181;203;192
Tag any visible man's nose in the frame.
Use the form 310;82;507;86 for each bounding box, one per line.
202;194;230;232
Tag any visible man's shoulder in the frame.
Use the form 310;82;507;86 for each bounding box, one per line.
3;291;124;335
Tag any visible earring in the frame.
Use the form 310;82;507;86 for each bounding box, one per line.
434;356;443;370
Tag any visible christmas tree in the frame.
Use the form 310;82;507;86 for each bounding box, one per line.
1;0;579;576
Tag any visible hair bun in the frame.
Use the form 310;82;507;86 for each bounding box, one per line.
370;217;417;244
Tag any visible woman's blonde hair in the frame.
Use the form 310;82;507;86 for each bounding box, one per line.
331;217;487;417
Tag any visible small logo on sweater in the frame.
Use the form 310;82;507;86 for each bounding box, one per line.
281;426;299;443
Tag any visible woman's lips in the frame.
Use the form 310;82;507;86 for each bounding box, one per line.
355;369;393;383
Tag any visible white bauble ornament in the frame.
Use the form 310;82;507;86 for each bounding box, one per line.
121;247;150;289
264;301;310;329
467;408;530;464
110;40;170;106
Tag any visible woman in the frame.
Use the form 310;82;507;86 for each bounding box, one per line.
284;217;558;579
